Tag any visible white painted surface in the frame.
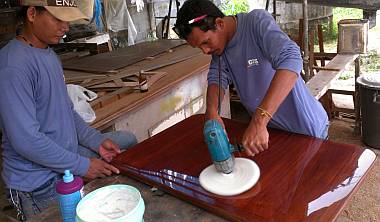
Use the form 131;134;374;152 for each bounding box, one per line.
114;69;231;142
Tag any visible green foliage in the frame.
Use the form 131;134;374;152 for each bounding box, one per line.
338;71;354;80
361;50;380;73
219;0;249;15
333;7;363;23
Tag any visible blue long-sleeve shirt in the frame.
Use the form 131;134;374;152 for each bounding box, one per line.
208;10;328;137
0;39;106;192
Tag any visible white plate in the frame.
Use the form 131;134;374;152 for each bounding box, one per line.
199;158;260;196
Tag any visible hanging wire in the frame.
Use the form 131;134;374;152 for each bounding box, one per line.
218;56;222;115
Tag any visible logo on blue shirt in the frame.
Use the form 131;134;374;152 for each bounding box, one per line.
247;58;259;68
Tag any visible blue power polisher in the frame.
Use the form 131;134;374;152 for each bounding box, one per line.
203;119;244;174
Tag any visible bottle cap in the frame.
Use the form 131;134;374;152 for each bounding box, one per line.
63;170;74;183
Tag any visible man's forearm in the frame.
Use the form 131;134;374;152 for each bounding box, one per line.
206;84;225;117
255;69;298;125
73;110;105;150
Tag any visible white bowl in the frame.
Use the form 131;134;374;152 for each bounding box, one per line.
76;184;145;222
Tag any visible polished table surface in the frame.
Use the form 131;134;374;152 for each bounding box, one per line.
112;114;376;222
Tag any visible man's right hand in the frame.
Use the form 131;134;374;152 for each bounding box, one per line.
205;111;225;129
84;158;120;180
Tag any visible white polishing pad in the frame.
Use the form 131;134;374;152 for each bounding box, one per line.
199;158;260;196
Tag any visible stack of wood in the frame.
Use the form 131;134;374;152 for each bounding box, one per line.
62;39;203;122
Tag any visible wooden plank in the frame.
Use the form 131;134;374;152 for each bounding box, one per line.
306;54;359;100
62;39;186;73
146;72;167;87
90;53;210;129
314;52;337;60
65;75;108;85
90;88;135;107
81;46;202;88
329;88;355;95
112;114;376;222
313;66;341;72
64;69;108;85
52;43;99;55
90;72;167;106
89;82;139;89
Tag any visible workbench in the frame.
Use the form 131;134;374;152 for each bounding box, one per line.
62;41;230;142
29;114;376;221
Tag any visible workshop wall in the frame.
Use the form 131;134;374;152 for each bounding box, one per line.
0;8;17;48
127;1;152;43
109;1;184;47
248;0;333;36
277;2;333;35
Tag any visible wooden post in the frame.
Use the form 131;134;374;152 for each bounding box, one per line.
164;0;173;39
303;0;310;81
299;19;304;50
317;24;325;67
309;27;315;78
354;57;361;135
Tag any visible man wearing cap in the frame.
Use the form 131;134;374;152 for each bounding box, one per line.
174;0;329;156
0;0;137;220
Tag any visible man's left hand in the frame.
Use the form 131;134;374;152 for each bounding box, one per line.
99;139;121;162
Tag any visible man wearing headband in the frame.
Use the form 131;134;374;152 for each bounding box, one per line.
0;0;137;219
174;0;328;156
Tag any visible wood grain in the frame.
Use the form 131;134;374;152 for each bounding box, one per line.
306;53;359;100
112;114;376;222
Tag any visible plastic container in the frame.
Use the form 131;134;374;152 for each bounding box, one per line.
56;170;84;222
76;184;145;222
357;73;380;148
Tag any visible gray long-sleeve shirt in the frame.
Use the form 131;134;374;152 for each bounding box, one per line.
208;10;328;137
0;39;105;192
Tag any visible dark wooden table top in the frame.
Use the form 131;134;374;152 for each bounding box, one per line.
112;114;377;222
